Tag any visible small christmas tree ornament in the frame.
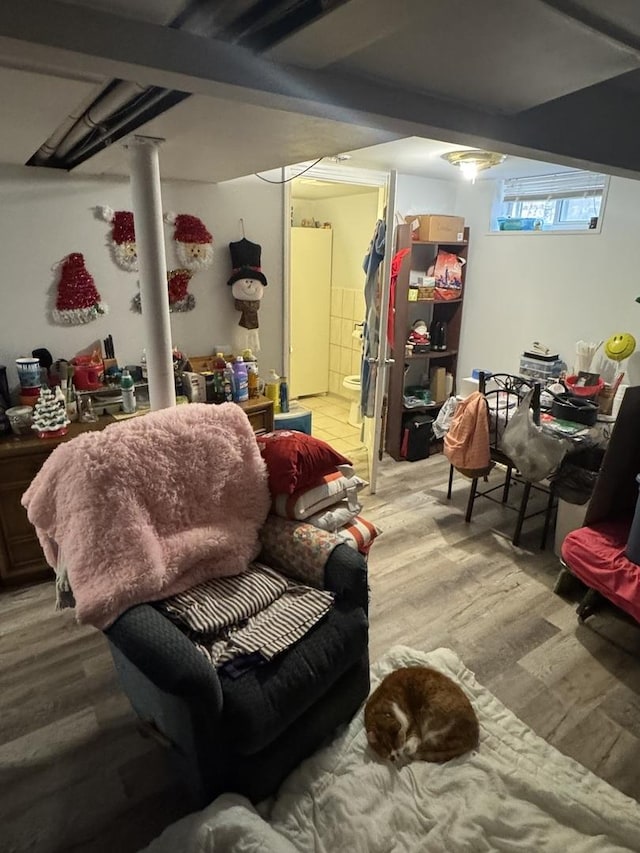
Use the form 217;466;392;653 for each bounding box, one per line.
32;387;70;438
131;269;195;313
52;253;108;325
227;238;267;354
165;212;214;271
96;206;138;271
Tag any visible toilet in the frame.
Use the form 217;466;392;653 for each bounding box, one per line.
342;375;362;427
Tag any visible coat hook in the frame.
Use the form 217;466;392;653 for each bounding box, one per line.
240;218;245;238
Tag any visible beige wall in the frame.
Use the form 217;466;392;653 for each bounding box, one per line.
292;189;378;397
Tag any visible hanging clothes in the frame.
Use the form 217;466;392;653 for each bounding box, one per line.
361;219;386;418
387;248;411;349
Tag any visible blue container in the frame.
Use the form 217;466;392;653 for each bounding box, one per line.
497;217;540;231
274;409;312;435
625;474;640;564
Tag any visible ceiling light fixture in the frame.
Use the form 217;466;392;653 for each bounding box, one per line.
441;150;506;182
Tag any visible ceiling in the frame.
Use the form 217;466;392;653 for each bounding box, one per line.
3;0;640;182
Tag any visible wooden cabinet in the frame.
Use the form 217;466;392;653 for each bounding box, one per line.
385;224;470;461
0;421;106;587
238;395;274;434
0;398;274;588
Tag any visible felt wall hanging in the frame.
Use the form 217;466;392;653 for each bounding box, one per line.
165;212;214;271
131;269;195;314
96;206;138;271
227;238;267;353
52;253;108;325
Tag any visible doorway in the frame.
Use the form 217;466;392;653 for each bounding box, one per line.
287;176;383;476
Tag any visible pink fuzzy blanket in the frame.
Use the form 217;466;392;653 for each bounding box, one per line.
22;403;270;629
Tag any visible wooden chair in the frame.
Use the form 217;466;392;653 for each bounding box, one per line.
447;372;556;548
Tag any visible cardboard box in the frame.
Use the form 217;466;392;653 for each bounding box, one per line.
430;366;447;403
405;214;465;243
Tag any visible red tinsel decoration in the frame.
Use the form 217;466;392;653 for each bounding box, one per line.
168;269;191;304
56;253;102;310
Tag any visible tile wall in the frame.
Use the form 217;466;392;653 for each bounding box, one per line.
329;287;366;397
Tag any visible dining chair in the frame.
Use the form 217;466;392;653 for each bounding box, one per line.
447;372;556;548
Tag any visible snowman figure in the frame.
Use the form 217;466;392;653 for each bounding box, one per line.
227;238;268;353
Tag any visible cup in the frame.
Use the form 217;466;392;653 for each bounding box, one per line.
16;357;42;388
6;406;33;436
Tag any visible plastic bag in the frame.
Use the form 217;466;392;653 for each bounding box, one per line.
501;389;568;482
432;395;458;439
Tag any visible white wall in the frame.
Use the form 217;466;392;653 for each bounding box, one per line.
0;165;284;392
396;174;458;217
455;176;640;384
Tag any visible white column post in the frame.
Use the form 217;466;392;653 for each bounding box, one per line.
128;135;176;411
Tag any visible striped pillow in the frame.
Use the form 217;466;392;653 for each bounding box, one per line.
272;467;367;521
337;516;381;555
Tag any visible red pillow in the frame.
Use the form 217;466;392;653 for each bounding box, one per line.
256;430;351;495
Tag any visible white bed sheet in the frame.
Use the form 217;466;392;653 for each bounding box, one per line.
142;646;640;853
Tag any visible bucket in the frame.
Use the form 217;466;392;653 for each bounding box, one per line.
16;357;42;388
625;474;640;564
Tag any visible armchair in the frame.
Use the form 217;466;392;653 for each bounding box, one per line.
105;542;369;807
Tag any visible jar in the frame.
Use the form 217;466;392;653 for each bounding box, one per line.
6;406;34;436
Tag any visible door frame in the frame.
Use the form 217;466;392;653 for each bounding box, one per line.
282;161;390;383
282;161;393;492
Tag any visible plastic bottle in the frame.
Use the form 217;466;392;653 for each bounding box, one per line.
65;367;78;422
265;369;281;414
211;353;227;404
223;361;235;403
279;376;289;413
232;357;249;403
120;369;136;414
140;349;147;380
242;349;260;399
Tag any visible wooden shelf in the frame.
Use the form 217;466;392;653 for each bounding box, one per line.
402;402;443;413
409;297;464;304
405;349;458;360
411;240;468;246
385;223;469;462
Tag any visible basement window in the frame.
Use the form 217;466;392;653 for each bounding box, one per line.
490;170;609;233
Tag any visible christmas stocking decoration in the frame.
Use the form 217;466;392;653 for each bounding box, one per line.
52;253;108;325
96;206;138;271
165;212;214;271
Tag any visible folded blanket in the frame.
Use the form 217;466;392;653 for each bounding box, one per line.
22;403;270;629
157;563;334;668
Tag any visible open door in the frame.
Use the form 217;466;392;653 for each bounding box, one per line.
361;170;397;493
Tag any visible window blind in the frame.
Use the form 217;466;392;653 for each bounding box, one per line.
502;171;607;202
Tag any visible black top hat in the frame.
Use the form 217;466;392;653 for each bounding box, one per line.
227;238;268;287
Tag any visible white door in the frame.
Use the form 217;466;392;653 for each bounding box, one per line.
289;228;332;398
361;170;397;493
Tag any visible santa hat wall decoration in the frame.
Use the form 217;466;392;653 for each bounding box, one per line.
96;206;138;271
165;212;214;271
52;253;108;325
131;269;195;314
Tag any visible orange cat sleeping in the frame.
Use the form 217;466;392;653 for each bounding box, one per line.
364;666;479;764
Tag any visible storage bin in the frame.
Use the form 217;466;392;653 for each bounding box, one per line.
274;407;312;435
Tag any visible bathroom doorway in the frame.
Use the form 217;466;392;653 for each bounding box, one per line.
287;174;383;471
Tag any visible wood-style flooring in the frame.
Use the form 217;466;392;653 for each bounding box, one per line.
2;452;640;853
